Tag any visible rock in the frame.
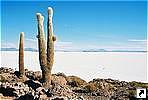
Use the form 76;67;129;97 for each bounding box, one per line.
66;76;87;87
36;87;46;95
47;84;73;98
55;72;67;78
33;71;42;80
25;70;42;80
1;67;148;100
0;73;18;82
24;86;30;92
51;96;67;100
0;67;14;74
52;75;67;86
39;94;47;99
0;93;3;96
36;87;45;92
34;94;39;99
78;96;85;100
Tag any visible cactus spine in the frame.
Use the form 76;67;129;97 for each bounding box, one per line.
19;32;24;77
36;7;56;89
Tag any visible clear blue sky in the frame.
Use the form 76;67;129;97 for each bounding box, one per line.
1;1;147;51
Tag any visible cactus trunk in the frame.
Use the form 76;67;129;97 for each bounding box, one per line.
36;7;56;89
19;32;24;77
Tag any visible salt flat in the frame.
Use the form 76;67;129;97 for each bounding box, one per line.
1;51;147;82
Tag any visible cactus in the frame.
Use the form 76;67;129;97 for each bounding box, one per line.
36;7;56;89
19;32;24;77
36;13;47;80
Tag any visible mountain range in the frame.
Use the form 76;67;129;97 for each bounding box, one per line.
0;47;147;52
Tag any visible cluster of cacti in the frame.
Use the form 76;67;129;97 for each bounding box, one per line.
17;7;55;88
36;7;56;89
19;32;25;78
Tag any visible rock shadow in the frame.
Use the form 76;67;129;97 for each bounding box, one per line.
0;87;17;97
16;94;34;100
24;80;41;90
14;71;20;77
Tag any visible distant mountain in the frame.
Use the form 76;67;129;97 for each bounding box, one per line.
110;50;147;52
82;49;107;52
0;48;38;52
0;48;147;52
82;49;147;52
24;48;38;52
1;48;18;51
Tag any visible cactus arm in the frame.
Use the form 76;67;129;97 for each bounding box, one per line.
19;32;24;77
36;13;47;70
47;7;55;70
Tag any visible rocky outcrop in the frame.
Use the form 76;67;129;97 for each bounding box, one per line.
0;67;148;100
66;76;87;87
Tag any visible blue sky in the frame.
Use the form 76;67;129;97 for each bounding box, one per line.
1;1;147;51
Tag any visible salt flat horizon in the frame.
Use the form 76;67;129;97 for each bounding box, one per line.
1;51;147;83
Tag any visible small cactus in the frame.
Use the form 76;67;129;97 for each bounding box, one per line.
19;32;24;77
36;7;56;89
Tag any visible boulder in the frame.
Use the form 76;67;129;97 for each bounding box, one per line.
66;76;87;87
52;75;67;86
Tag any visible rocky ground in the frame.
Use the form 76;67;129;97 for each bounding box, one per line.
0;67;148;100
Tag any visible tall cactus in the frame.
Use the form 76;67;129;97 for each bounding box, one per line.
36;13;47;82
36;7;56;89
19;32;24;77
